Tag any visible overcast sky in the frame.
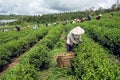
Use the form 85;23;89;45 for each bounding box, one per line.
0;0;118;15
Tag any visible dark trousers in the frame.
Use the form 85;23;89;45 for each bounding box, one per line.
66;44;72;52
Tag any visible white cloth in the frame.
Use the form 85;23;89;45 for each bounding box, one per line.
67;26;85;46
99;14;102;17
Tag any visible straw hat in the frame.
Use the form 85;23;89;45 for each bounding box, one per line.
71;26;85;35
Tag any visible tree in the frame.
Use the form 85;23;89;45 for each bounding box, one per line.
98;7;105;13
111;4;117;11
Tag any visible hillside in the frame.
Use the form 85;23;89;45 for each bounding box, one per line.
0;11;120;80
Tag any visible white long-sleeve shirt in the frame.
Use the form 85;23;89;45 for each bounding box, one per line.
67;31;82;46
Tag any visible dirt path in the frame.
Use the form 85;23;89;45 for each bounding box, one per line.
0;52;27;76
0;37;42;76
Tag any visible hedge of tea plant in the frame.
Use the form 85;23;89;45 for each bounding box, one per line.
0;25;65;80
80;23;120;56
74;19;120;56
87;16;120;29
71;35;120;80
0;27;49;72
0;28;34;45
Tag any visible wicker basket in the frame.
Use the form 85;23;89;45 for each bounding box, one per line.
57;52;75;68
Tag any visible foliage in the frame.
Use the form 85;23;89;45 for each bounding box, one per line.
0;27;49;72
71;35;120;80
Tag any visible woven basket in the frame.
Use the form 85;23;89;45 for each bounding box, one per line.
57;52;75;68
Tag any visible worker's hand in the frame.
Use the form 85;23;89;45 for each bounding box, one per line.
73;44;78;47
79;41;83;44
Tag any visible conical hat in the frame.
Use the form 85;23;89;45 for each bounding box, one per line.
71;26;85;35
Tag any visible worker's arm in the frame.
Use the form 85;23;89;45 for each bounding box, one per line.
79;36;83;43
69;34;79;44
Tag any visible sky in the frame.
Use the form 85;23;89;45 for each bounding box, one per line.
0;0;118;15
